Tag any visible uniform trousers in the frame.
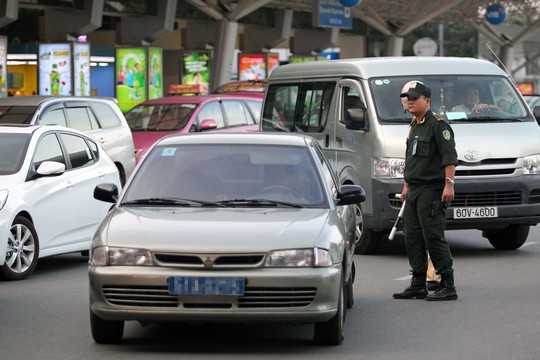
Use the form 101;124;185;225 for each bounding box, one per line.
404;185;454;276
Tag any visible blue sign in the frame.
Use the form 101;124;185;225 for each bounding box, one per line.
339;0;361;6
313;0;353;29
485;4;506;25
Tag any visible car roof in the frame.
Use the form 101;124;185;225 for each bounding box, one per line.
0;123;89;136
156;132;313;147
0;96;117;107
135;93;263;106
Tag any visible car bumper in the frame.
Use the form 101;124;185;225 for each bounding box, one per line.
89;264;342;324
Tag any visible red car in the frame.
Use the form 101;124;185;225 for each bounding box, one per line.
211;79;267;95
125;93;262;163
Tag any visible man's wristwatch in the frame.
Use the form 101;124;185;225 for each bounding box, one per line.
445;177;455;184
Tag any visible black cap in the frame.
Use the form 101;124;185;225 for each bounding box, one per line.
400;81;431;98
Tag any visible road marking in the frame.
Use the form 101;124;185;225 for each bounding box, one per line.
395;275;412;281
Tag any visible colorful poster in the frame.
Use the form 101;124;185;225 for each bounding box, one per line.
181;51;211;94
148;47;163;99
0;36;7;98
267;53;280;77
73;42;91;96
238;54;266;80
38;43;72;96
116;47;147;112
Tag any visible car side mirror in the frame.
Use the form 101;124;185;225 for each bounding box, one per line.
345;107;367;131
337;184;366;205
199;119;218;131
94;183;119;203
533;106;540;125
29;161;65;180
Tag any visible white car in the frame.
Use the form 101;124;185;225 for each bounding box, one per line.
89;132;365;345
0;125;122;280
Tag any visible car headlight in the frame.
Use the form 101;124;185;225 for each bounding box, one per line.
523;155;540;175
0;189;7;210
265;248;333;268
372;158;405;179
91;246;154;266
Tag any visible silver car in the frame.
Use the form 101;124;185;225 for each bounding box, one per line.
0;96;135;184
89;132;365;345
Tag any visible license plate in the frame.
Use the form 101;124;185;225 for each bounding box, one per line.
168;276;245;296
453;206;498;219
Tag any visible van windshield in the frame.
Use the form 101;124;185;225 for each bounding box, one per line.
370;75;531;123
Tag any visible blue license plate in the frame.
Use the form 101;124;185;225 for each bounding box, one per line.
168;276;245;296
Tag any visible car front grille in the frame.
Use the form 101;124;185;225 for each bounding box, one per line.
154;253;265;268
452;191;522;207
102;285;317;309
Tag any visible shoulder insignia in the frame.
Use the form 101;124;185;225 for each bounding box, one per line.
434;114;444;121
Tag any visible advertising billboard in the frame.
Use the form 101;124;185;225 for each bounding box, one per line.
38;43;72;96
238;53;266;80
116;47;147;112
0;36;7;98
73;42;91;96
180;50;211;94
148;47;163;99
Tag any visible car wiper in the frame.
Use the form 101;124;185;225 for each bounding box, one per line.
122;197;224;207
215;199;303;208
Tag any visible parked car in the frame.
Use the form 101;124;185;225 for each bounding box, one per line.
124;94;263;163
211;79;267;95
0;96;136;184
0;124;122;280
89;132;365;345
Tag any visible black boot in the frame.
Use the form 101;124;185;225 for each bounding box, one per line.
393;273;428;299
426;280;440;291
426;273;458;301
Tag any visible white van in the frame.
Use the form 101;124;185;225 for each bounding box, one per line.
261;56;540;254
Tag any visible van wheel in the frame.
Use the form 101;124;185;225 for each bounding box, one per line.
483;224;529;250
354;204;381;254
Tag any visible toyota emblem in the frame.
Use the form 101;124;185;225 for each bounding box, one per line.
464;150;479;161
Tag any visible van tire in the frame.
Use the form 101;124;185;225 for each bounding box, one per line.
483;224;529;250
355;229;382;255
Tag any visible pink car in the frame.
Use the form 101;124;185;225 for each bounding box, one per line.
125;93;262;163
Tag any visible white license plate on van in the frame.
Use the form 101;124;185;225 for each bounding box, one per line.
453;207;498;219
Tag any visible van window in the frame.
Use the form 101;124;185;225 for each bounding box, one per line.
65;107;96;131
262;82;335;132
369;75;530;123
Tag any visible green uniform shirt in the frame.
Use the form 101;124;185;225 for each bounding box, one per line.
404;110;458;186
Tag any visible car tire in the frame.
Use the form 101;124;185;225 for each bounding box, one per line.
313;274;345;345
90;311;124;344
483;224;530;250
0;216;39;281
346;262;355;309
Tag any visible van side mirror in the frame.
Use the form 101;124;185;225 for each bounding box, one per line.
533;106;540;125
345;108;367;130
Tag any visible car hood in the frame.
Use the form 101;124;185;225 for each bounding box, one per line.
0;174;23;189
100;207;332;253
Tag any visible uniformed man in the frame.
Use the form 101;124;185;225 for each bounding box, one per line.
393;81;459;301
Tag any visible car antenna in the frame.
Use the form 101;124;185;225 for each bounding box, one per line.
486;42;517;87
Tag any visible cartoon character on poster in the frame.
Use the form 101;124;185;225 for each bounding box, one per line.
116;48;147;112
149;49;163;99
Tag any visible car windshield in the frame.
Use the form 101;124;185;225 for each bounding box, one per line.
125;103;197;131
122;143;327;207
370;75;531;123
0;133;31;175
0;106;37;124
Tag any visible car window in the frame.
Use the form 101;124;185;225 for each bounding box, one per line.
197;101;224;128
222;100;249;126
0;133;30;175
245;100;262;123
40;108;67;127
33;133;65;169
91;102;122;129
59;133;96;169
0;106;37;124
65;107;95;131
